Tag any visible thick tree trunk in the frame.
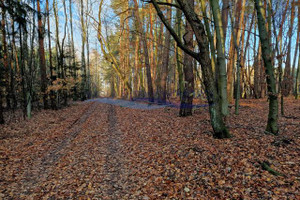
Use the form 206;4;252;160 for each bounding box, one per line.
255;0;279;135
37;0;48;109
180;0;194;117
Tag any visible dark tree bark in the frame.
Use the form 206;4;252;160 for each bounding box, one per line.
254;0;279;135
0;0;7;123
0;89;3;124
180;0;194;117
37;0;48;109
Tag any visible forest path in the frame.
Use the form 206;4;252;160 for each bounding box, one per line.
101;105;130;199
87;98;168;110
0;102;140;199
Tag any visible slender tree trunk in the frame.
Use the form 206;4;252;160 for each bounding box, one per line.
0;87;3;124
229;10;241;115
86;0;91;99
282;0;295;96
133;0;154;102
221;0;230;40
295;8;300;99
46;0;56;109
69;0;77;100
80;0;87;101
37;0;48;109
200;0;216;73
0;0;7;123
159;0;172;104
8;21;16;111
134;36;140;98
270;2;284;115
11;16;18;110
175;8;184;100
295;42;300;99
227;0;245;103
210;0;228;116
255;0;279;135
53;0;61;107
292;21;299;94
19;27;27;119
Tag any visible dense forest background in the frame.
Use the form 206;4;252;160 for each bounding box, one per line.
0;0;299;137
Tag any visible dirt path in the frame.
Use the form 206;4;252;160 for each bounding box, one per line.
88;98;167;110
102;105;126;198
0;102;137;199
21;102;98;196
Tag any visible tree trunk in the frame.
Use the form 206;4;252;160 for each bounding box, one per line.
0;88;3;124
152;0;230;138
200;0;216;74
221;0;230;40
46;0;56;109
175;8;184;100
180;0;194;117
255;0;279;135
69;0;77;101
37;0;48;109
209;0;228;116
295;42;300;99
134;36;140;98
227;0;245;103
282;0;295;97
80;0;87;101
159;0;172;104
229;10;241;115
0;0;7;123
133;0;154;102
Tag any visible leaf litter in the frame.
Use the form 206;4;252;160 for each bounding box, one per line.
0;99;299;199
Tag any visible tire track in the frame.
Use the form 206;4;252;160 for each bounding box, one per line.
22;102;98;195
103;105;126;199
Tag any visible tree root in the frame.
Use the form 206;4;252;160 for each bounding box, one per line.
260;161;283;176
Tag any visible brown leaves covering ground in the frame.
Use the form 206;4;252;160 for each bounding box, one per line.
0;99;299;199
